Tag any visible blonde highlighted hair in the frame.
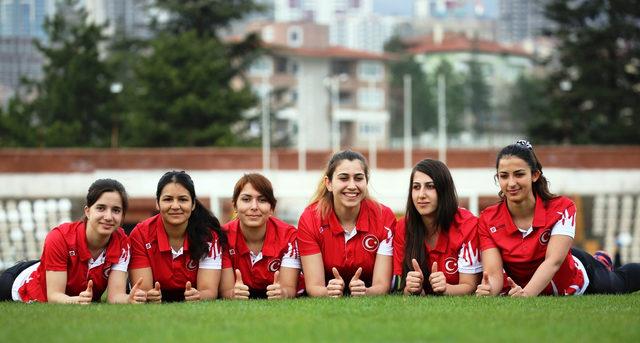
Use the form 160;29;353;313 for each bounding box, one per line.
309;150;372;220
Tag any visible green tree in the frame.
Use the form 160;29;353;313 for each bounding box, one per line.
384;36;435;140
433;59;466;134
538;0;640;144
0;0;115;147
120;0;265;146
511;75;554;141
466;54;492;134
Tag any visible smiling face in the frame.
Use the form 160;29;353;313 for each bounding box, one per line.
234;182;273;231
156;182;195;231
325;159;368;212
411;170;438;220
84;191;124;237
497;155;540;204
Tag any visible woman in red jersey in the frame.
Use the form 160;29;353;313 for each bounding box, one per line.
219;173;301;299
298;150;396;297
477;140;640;296
0;179;144;304
393;159;482;295
129;171;226;302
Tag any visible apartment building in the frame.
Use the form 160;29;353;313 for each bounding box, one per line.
245;21;391;150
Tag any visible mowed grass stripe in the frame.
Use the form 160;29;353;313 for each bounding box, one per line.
1;295;639;342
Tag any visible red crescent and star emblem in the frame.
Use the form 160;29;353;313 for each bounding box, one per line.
444;257;458;274
539;229;551;245
362;234;379;252
268;259;282;272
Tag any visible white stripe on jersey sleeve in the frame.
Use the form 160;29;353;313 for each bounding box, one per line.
199;241;222;270
550;208;576;238
281;242;301;269
376;226;394;256
457;241;482;274
111;246;130;272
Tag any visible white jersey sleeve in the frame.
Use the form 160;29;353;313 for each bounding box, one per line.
457;241;482;274
550;208;576;238
111;245;130;272
199;241;222;270
376;226;394;256
280;241;301;269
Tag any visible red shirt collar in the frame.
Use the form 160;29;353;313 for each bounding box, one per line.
76;221;91;262
155;215;189;253
227;217;278;257
76;221;124;263
327;199;373;235
501;196;547;234
427;230;449;254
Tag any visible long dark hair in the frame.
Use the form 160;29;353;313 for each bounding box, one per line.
156;171;227;261
309;150;372;220
402;159;458;286
495;140;555;202
85;178;128;219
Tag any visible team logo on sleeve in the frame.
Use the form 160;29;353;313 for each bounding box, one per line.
362;234;379;252
145;243;152;250
539;229;551;245
444;257;458;274
186;259;198;271
268;258;282;272
69;250;76;256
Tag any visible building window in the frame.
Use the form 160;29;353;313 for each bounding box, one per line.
357;88;383;110
358;122;383;138
288;60;299;75
249;56;273;77
331;60;352;76
287;26;303;47
358;61;383;81
274;56;288;74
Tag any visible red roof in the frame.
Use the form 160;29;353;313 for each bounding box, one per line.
406;33;530;58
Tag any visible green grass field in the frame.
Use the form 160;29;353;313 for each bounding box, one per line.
1;295;639;342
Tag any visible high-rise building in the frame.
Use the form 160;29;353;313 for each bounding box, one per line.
84;0;151;38
0;0;56;40
272;0;394;52
0;0;56;104
497;0;550;43
410;0;498;42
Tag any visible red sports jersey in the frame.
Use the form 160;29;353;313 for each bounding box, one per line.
18;221;130;302
478;196;587;295
297;199;396;286
221;216;300;298
129;214;222;301
393;208;482;293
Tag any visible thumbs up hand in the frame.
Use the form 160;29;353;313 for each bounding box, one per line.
404;259;424;295
233;269;250;300
506;277;526;297
327;267;345;298
428;262;447;294
475;272;492;296
146;281;162;303
349;267;366;297
266;270;283;300
128;277;146;304
184;281;201;302
78;279;93;304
